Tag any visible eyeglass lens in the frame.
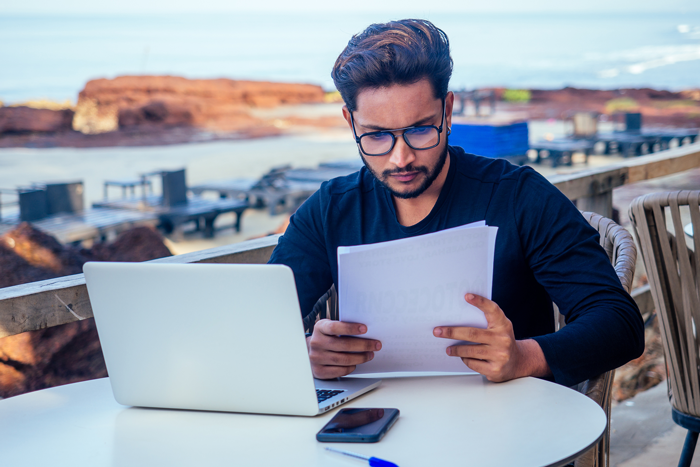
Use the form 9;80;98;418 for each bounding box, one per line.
361;127;439;155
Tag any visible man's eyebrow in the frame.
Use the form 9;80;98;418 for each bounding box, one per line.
357;113;439;131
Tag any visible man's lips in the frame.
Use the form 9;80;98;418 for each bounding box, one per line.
388;171;419;183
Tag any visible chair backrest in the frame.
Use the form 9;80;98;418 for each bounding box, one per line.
580;211;637;294
629;190;700;418
161;169;188;207
573;212;637;467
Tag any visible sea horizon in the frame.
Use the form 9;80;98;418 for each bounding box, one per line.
1;11;699;104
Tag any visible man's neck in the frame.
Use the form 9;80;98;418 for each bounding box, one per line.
393;153;451;227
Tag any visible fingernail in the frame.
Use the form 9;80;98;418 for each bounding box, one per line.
446;347;452;356
434;328;442;336
467;293;475;301
368;352;374;360
359;325;367;333
375;341;382;350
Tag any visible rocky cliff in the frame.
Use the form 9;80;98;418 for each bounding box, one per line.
72;75;327;134
0;106;74;134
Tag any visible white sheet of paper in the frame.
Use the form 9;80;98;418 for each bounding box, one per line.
338;222;498;374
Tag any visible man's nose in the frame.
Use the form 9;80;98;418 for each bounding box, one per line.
388;135;416;168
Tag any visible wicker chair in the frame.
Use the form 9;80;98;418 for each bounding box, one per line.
306;211;637;467
629;191;700;467
570;212;637;467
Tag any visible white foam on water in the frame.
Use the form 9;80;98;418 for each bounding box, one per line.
595;44;700;78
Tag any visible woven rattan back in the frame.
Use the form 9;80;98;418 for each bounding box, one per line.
630;191;700;418
571;212;637;467
580;211;637;294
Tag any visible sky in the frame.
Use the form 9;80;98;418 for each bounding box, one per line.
2;0;698;15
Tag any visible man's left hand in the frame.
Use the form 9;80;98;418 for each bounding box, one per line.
433;293;551;382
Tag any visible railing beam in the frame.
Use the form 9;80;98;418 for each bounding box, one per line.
0;235;280;338
549;142;700;217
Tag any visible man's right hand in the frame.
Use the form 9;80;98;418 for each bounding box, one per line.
307;319;382;379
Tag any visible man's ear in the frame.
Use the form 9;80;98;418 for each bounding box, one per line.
341;105;353;130
445;91;455;129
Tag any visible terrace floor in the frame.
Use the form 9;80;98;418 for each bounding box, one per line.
611;382;700;466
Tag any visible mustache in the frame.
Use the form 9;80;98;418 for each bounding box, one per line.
382;165;429;177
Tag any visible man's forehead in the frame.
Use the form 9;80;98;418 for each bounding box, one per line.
353;80;442;128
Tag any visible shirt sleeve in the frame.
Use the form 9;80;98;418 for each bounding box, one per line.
268;189;334;320
512;168;644;387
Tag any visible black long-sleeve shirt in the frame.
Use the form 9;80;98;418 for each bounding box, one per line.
269;146;644;386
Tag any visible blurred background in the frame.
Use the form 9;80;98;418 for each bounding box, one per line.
2;1;700;102
1;3;700;463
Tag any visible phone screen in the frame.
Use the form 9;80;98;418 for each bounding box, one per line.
317;408;399;442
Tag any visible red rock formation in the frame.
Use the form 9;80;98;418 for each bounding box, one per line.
498;87;700;126
0;242;56;288
0;106;74;134
118;100;194;129
0;224;173;398
82;226;172;262
3;222;87;275
73;75;326;134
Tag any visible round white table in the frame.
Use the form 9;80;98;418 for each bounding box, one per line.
0;375;605;467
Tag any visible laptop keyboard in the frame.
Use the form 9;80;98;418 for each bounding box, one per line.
316;389;345;403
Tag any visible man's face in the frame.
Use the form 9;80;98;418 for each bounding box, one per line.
342;79;453;199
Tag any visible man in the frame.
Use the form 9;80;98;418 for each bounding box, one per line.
269;19;643;387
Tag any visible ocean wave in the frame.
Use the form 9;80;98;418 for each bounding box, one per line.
591;44;700;78
585;44;700;63
678;24;700;39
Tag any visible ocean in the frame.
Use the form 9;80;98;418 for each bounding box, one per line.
1;12;699;104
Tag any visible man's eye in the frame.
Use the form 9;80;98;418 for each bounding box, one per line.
366;132;391;141
408;126;432;135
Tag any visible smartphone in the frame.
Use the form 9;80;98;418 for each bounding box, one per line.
316;408;400;443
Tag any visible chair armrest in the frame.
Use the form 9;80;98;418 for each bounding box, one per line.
579;370;614;408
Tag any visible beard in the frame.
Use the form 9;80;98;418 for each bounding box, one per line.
360;141;449;200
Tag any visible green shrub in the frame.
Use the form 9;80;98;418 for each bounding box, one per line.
502;89;531;103
605;98;639;113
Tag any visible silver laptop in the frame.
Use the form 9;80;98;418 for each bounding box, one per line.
83;262;381;416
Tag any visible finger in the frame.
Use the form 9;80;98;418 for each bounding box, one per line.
460;357;490;375
313;364;357;379
446;343;491;360
314;334;381;353
465;294;508;326
309;349;375;367
433;326;493;344
316;319;368;337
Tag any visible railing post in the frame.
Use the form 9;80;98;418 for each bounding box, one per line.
576;189;613;218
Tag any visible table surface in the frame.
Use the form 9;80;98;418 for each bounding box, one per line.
0;375;605;467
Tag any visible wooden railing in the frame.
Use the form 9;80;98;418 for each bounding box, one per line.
550;143;700;218
1;142;699;338
0;235;279;338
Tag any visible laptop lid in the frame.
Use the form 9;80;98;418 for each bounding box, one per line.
84;262;324;416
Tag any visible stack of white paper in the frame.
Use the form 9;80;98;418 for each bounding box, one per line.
338;222;498;375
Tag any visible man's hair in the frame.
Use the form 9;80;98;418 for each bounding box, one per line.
331;19;453;112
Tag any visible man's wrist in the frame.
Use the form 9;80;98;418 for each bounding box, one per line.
516;339;552;379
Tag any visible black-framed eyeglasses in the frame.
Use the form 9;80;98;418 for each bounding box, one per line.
350;100;446;156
